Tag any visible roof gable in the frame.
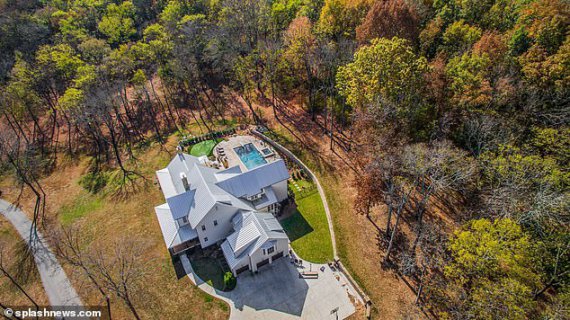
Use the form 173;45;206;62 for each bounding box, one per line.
215;160;289;198
166;190;196;220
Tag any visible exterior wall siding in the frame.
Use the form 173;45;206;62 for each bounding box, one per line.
248;238;289;272
273;181;288;202
196;204;238;248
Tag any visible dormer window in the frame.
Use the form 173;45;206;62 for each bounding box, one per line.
180;173;190;191
246;190;265;201
178;216;189;226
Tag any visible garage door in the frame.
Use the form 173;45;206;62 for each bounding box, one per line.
271;251;284;261
256;258;270;269
236;265;249;275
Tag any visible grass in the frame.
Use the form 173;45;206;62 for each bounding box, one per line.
270;123;422;318
0;216;49;307
281;181;334;263
58;193;103;225
190;258;226;290
0;135;231;320
190;139;219;157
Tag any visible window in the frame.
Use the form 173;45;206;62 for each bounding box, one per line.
214;220;218;226
204;237;208;242
201;225;206;231
267;246;275;255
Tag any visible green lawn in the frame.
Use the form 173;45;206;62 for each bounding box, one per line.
281;181;334;263
58;193;102;225
190;257;226;290
190;139;219;157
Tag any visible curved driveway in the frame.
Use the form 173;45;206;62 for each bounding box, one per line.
0;199;83;307
182;254;357;319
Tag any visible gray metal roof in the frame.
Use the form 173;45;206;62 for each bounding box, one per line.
158;154;287;228
215;160;289;198
221;240;243;270
165;153;201;195
225;211;287;258
226;218;261;256
221;211;288;270
155;204;198;249
166;190;196;220
215;165;243;179
252;187;278;210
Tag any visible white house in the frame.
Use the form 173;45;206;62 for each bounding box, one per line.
155;151;291;276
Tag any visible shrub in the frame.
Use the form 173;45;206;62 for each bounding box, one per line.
223;271;236;291
79;171;108;194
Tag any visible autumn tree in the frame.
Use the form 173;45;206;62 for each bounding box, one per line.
317;0;372;39
355;0;420;45
336;37;428;111
445;218;541;319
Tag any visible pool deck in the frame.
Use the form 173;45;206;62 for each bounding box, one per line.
214;135;280;171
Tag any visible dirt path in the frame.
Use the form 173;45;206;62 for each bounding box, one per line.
0;199;83;308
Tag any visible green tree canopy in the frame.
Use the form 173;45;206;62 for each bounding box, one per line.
98;1;137;45
336;37;428;110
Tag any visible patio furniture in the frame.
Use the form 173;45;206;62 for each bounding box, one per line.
328;262;336;271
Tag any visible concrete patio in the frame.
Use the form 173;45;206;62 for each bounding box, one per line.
181;254;358;319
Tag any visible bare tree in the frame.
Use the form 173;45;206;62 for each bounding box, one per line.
383;180;414;265
0;245;40;314
401;141;476;254
88;238;152;320
51;226;108;297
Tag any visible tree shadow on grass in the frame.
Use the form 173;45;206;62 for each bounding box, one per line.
280;209;314;242
190;257;225;290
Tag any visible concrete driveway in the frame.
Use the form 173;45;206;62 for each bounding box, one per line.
182;255;357;319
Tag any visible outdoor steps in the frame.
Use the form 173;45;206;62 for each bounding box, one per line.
299;271;319;279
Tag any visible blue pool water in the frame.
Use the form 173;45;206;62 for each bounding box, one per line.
234;143;267;170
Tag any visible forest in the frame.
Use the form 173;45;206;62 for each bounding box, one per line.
0;0;568;318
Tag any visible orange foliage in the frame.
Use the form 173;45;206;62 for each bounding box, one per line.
356;0;420;44
473;31;507;58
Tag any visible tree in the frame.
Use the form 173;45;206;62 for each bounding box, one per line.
445;218;541;287
468;278;535;320
445;218;541;319
480;145;568;236
89;238;152;320
336;37;428;112
283;16;319;119
98;1;137;46
317;0;371;39
445;52;492;110
356;0;420;45
441;20;482;56
401;141;476;253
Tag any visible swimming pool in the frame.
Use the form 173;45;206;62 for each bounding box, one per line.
234;143;267;170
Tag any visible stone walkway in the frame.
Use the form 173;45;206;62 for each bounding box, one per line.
0;199;83;308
